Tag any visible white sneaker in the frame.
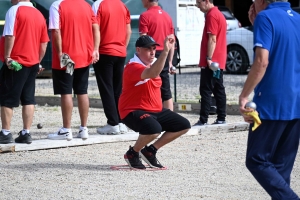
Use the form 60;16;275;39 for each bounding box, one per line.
97;124;120;135
76;127;89;140
48;128;73;141
119;123;128;134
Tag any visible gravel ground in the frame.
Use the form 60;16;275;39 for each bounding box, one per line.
1;106;299;199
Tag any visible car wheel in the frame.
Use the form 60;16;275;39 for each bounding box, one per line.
226;45;249;74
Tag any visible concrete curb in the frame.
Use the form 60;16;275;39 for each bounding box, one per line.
0;122;249;153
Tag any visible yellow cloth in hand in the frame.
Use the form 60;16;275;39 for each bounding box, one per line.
244;111;261;131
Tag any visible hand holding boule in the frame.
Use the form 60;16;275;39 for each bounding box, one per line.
209;62;219;71
245;102;257;110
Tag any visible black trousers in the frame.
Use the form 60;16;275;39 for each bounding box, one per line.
199;67;226;123
93;54;126;126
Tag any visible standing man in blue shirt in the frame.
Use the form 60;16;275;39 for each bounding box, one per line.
239;0;300;199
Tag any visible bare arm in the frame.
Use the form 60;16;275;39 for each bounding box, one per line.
140;33;147;36
168;43;175;68
207;33;216;65
141;35;175;79
92;23;100;63
239;47;269;121
125;24;132;47
51;29;62;57
39;42;48;62
4;35;14;63
92;23;100;50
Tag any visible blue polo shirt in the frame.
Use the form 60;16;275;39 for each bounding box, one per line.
253;2;300;120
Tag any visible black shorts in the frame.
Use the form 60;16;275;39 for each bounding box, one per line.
122;109;191;135
155;51;172;101
52;66;89;95
0;63;39;107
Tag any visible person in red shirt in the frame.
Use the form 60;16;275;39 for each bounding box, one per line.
193;0;227;126
119;35;190;169
92;0;132;135
0;0;49;144
139;0;175;111
47;0;100;141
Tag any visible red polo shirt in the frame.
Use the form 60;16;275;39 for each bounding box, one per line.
3;2;49;66
119;54;162;119
49;0;97;69
199;7;227;69
139;6;174;51
92;0;131;57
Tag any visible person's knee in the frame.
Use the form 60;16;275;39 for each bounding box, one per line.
178;118;191;134
245;156;264;173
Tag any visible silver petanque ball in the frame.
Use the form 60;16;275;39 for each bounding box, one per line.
171;66;176;72
62;54;69;59
245;101;257;110
209;62;219;71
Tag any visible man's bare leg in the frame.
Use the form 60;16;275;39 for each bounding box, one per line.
61;94;73;128
22;105;34;130
163;98;173;111
1;106;13;130
132;133;160;152
152;128;189;150
77;94;89;127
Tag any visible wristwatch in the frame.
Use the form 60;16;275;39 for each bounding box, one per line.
206;56;212;61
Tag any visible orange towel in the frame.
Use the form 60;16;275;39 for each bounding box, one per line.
244;111;261;131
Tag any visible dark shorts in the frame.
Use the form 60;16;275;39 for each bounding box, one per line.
122;109;191;135
52;66;89;95
155;51;172;101
0;63;39;107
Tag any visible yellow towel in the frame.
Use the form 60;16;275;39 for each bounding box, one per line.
244;111;262;131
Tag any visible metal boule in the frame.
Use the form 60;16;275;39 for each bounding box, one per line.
209;62;219;71
37;123;43;129
245;102;257;110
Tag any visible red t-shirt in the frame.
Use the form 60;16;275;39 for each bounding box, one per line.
139;6;174;51
199;7;227;69
2;2;49;66
119;54;163;119
49;0;97;69
92;0;130;57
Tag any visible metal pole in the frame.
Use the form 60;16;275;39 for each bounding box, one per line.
174;73;177;102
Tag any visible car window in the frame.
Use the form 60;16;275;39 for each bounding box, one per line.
220;10;235;20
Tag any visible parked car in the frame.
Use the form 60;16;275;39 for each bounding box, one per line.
226;26;253;74
217;6;241;31
226;7;300;74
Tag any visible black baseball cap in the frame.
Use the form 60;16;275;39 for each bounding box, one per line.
135;35;160;48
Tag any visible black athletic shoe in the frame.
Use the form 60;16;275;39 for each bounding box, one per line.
211;120;226;125
124;146;146;169
140;145;164;168
0;131;13;144
15;131;32;144
193;120;207;126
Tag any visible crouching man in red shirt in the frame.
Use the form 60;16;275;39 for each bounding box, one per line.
119;35;191;169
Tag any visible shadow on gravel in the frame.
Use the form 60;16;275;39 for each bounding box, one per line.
1;163;115;171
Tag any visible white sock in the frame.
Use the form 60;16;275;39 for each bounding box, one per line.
2;129;10;135
62;128;71;133
80;126;87;131
21;129;30;135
